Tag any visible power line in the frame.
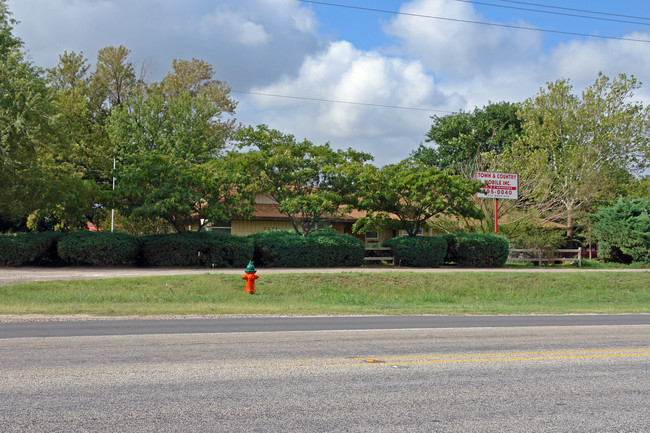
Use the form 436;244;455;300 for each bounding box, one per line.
231;90;455;113
296;0;650;43
491;0;650;21
454;0;650;27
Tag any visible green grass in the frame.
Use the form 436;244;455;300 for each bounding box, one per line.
1;271;648;316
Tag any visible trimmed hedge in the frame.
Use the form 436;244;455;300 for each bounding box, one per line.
57;232;140;266
383;236;447;267
440;234;459;264
592;197;650;263
443;233;509;267
0;232;63;267
249;230;365;267
139;232;253;267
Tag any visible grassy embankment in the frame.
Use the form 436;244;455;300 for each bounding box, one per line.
1;271;648;316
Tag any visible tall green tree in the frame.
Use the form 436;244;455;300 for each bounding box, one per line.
0;0;20;59
110;59;248;232
36;50;117;231
91;45;136;113
592;197;650;263
47;51;113;184
0;1;57;222
627;176;650;199
507;73;650;238
237;125;372;236
414;101;522;171
353;160;484;237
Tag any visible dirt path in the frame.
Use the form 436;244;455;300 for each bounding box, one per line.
1;265;647;285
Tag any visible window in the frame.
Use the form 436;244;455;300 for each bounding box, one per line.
365;231;378;240
401;226;423;237
210;221;231;234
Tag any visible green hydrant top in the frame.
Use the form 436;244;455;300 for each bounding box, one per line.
245;260;257;273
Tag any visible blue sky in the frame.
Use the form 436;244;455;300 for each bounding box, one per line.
7;0;650;165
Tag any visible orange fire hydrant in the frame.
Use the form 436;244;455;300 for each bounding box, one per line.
242;261;259;294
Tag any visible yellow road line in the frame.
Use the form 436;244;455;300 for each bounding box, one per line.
261;349;650;370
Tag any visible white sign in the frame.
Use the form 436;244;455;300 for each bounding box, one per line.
476;171;518;200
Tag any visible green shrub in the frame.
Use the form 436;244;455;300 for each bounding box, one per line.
440;234;459;264
382;236;447;267
310;231;365;267
140;232;253;267
57;232;140;266
444;233;509;267
28;232;65;266
0;232;63;267
249;230;365;267
499;221;567;250
592;197;650;264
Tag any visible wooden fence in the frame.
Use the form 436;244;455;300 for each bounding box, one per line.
508;248;583;267
364;247;583;267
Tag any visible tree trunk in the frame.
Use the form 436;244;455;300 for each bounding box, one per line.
566;213;574;241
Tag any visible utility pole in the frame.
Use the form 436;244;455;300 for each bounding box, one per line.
111;158;115;233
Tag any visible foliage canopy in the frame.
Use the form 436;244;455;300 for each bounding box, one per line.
237;125;372;236
353;160;484;237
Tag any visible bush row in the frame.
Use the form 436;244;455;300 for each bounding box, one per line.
383;236;448;267
382;233;509;268
1;231;509;268
0;232;63;266
0;230;365;268
441;233;510;267
0;232;254;267
139;232;253;268
249;231;365;267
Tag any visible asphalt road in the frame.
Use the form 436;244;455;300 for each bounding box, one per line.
1;314;649;338
1;316;648;432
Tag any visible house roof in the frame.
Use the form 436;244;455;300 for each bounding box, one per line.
249;204;364;222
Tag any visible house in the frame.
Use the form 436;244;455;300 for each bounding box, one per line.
205;192;413;245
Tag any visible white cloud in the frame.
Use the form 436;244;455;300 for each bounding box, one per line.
240;41;462;165
443;32;650;110
383;0;542;78
379;0;650;111
7;0;650;166
200;8;270;46
547;34;650;91
8;0;322;88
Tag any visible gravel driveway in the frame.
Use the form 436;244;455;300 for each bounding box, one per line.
1;265;647;285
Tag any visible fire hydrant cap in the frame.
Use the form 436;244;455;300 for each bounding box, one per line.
245;260;257;273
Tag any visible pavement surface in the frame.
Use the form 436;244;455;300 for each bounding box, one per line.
1;322;648;432
1;314;648;337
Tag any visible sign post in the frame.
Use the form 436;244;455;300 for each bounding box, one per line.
476;172;518;234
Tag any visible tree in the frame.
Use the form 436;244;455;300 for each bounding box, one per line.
109;60;248;232
353;160;484;237
160;58;237;106
592;197;650;263
237;125;372;236
91;45;136;112
627;176;650;199
47;51;89;90
157;57;238;146
0;1;57;221
0;0;19;60
507;73;650;238
47;51;116;182
414;101;522;170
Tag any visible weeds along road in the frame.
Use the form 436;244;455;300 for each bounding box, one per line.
0;316;648;432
